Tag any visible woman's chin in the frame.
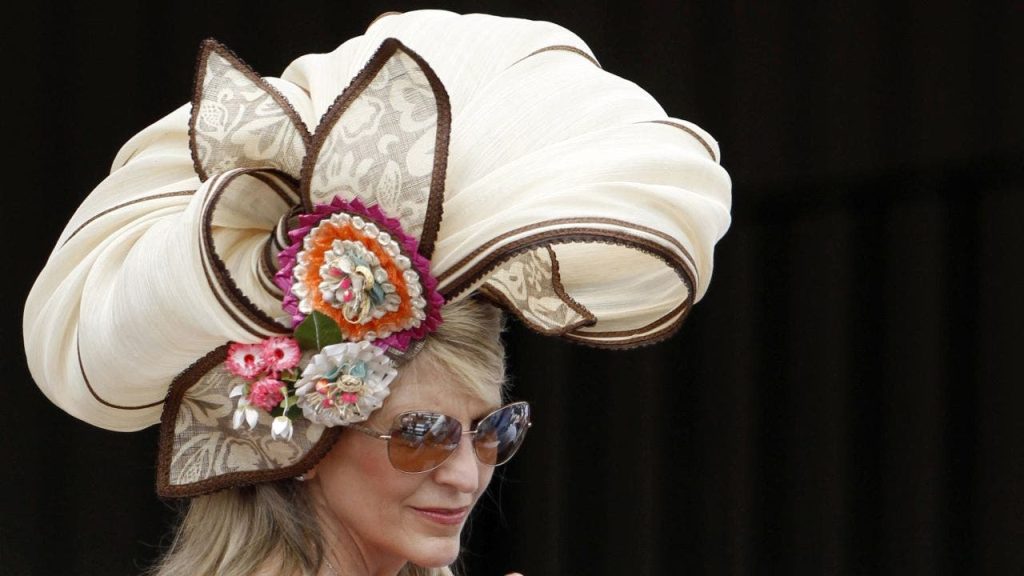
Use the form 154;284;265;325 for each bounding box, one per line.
405;534;462;568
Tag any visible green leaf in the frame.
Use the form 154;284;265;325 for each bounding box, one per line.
284;403;302;419
294;311;344;351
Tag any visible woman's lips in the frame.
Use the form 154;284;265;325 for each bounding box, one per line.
411;506;469;526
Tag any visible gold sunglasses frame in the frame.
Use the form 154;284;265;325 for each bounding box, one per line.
343;401;533;474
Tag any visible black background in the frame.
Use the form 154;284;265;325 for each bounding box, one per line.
3;1;1022;575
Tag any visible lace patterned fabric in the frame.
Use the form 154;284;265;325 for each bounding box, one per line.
160;349;328;494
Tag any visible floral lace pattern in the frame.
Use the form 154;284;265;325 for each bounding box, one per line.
482;247;595;334
305;49;439;243
166;361;325;489
190;44;308;181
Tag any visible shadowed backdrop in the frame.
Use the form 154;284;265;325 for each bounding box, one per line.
2;1;1021;574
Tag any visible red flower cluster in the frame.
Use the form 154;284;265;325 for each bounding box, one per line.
225;337;302;412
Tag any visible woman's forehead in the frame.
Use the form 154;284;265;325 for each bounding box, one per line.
375;367;501;423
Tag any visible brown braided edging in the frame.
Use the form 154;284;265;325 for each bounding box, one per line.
437;219;697;347
199;168;296;337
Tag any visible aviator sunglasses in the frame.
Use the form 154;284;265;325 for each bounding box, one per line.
345;401;532;473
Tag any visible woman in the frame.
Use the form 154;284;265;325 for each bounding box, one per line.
23;10;730;575
152;299;517;575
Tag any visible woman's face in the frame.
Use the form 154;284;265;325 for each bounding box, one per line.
308;359;500;571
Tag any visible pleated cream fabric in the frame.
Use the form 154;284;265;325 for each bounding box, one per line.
24;10;731;440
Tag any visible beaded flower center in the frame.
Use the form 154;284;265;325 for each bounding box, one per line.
319;239;400;324
291;212;428;342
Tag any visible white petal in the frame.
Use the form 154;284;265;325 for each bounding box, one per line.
245;406;259;429
232;409;244;429
229;384;245;398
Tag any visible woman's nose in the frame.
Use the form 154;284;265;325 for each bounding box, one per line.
433;436;481;492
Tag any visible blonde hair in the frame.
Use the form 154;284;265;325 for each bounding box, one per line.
149;298;506;576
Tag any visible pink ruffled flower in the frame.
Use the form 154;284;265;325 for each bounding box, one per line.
261;337;301;373
249;377;286;411
225;342;266;379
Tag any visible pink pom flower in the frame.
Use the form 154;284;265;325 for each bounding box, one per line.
261;337;301;373
249;378;286;411
225;343;266;379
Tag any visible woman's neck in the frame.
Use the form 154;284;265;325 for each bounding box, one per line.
308;484;407;576
318;525;406;576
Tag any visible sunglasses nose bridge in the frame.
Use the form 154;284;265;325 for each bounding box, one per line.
420;428;491;472
430;430;483;491
461;430;487;466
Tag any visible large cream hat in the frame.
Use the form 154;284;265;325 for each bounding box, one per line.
23;10;731;496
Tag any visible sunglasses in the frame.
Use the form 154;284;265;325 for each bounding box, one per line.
345;401;532;474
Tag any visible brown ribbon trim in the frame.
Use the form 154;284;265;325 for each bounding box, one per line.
646;119;718;162
563;301;692;350
61;190;195;248
478;245;597;336
438;220;697;349
199;168;295;337
438;216;698;287
76;329;164;410
514;44;602;69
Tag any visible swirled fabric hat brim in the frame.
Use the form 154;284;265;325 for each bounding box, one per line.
23;10;731;496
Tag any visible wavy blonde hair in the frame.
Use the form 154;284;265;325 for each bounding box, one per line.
148;298;506;576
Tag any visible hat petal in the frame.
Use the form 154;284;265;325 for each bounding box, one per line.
190;39;311;182
157;345;338;498
300;38;450;260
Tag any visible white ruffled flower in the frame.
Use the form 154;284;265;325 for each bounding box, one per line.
229;384;259;430
295;341;397;426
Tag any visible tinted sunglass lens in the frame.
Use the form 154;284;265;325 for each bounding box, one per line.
473;403;530;466
388;412;462;473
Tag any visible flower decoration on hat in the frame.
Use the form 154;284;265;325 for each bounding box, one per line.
275;197;443;351
220;308;401;437
294;341;397;426
224;338;302;440
153;35;454;453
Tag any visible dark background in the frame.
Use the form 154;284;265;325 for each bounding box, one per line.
3;1;1021;575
